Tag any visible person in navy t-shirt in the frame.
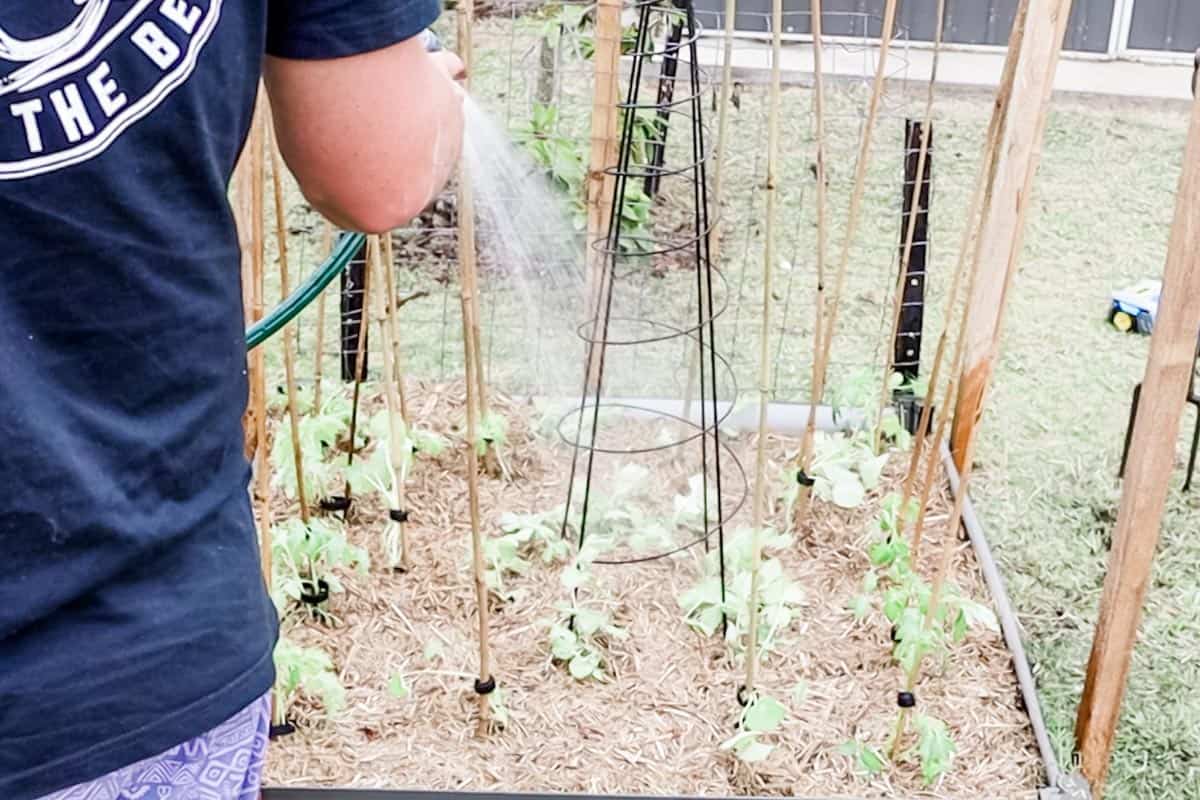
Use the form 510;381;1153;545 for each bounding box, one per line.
0;3;464;798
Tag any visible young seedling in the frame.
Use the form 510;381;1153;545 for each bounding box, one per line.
548;546;627;681
348;409;448;570
272;517;370;623
475;410;512;480
782;431;889;516
720;692;787;764
498;509;571;563
912;713;957;785
271;391;353;509
273;637;346;727
387;672;412;700
481;507;571;599
837;739;887;776
680;527;802;658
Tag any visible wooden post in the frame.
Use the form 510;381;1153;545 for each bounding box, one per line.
1075;90;1200;797
950;0;1072;469
583;0;622;391
239;94;271;586
586;0;622;275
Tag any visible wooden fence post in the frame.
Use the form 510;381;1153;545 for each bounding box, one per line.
950;0;1072;469
1074;90;1200;797
583;0;622;390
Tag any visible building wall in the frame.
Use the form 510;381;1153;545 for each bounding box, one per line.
695;0;1199;57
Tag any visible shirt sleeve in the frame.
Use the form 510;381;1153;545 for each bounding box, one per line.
266;0;443;59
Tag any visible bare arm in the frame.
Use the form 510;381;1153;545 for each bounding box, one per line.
263;36;464;234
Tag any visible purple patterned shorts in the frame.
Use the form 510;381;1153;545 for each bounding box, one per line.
38;693;271;800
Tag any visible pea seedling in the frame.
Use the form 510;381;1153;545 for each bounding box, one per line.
720;692;787;763
680;527;802;659
272;516;370;623
548;543;627;681
273;636;346;726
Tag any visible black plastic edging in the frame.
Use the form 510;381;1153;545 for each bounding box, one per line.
263;792;825;800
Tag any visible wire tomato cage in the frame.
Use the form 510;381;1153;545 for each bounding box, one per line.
557;0;747;602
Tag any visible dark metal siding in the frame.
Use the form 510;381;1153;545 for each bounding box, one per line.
694;0;1115;54
1128;0;1200;53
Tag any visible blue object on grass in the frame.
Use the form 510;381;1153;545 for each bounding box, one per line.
1109;279;1161;334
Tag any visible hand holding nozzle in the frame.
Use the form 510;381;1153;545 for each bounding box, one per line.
421;29;467;83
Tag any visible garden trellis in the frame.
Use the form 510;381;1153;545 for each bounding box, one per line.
226;0;1200;798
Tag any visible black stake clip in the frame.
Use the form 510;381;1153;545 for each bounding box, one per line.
897;691;916;709
320;496;352;513
474;676;497;696
389;509;410;523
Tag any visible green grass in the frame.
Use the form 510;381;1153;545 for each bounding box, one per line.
259;16;1200;796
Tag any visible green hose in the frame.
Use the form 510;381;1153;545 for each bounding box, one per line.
245;231;365;350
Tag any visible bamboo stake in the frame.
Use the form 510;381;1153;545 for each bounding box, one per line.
381;234;411;421
742;0;783;699
897;152;990;535
313;223;333;412
794;0;898;525
246;96;272;585
235;108;258;459
457;0;494;736
269;135;310;525
707;0;739;262
801;0;827;510
888;339;995;760
872;0;945;455
910;350;963;557
368;236;412;571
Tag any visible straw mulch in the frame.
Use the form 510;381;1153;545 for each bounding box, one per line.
264;381;1042;799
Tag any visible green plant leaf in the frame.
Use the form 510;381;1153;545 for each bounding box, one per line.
388;673;410;699
423;640;444;662
743;694;786;733
850;594;872;621
735;739;774;763
489;686;510;726
838;740;887;775
568;649;602;680
914;714;956;784
832;480;866;509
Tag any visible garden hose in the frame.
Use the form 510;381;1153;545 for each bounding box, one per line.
245;231;365;350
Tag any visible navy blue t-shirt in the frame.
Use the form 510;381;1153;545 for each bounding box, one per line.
0;2;438;797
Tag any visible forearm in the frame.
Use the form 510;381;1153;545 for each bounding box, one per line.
263;37;464;234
